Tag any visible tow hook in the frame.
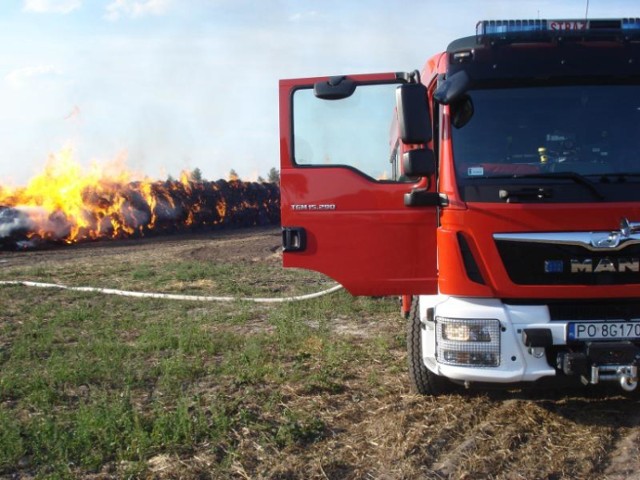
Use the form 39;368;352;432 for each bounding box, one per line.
588;365;638;391
618;366;638;392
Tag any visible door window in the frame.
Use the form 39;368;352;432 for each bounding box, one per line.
292;84;407;182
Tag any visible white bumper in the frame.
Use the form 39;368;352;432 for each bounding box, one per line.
420;295;562;384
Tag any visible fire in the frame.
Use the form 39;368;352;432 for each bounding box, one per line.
0;147;280;250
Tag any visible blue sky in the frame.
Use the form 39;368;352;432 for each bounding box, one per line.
0;0;638;185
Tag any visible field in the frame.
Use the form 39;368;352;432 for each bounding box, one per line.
1;226;639;479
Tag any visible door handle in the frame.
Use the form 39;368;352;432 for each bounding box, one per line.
282;227;306;252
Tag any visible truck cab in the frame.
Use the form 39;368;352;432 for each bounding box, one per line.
279;18;640;394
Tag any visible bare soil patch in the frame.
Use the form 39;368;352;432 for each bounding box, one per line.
0;226;283;268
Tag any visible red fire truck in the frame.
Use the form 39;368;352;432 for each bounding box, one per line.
279;18;640;394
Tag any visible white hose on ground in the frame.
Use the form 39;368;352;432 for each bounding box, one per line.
0;280;344;303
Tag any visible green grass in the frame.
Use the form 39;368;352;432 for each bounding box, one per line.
0;249;401;477
1;260;334;296
3;243;635;480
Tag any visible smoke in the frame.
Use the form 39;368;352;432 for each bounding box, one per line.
0;206;71;250
0;206;73;242
0;207;32;238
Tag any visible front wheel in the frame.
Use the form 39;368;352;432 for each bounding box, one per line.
406;296;455;395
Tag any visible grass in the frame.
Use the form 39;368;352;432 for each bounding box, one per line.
0;239;401;477
4;260;325;296
1;230;639;478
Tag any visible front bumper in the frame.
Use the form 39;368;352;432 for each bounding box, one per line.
420;296;640;389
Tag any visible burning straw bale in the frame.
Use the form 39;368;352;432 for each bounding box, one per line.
0;179;280;250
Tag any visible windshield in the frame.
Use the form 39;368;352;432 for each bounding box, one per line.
451;85;640;202
453;85;640;176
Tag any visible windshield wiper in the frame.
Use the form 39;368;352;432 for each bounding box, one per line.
488;172;605;201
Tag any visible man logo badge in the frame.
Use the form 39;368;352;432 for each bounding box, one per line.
544;258;640;273
570;258;640;273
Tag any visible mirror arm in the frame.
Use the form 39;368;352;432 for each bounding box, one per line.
396;70;422;84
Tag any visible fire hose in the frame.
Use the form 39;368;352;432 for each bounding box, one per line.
0;280;343;303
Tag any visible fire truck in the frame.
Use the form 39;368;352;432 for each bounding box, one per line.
279;18;640;394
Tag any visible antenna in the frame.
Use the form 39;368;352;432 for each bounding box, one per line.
585;0;590;20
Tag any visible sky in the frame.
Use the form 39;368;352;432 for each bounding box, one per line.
0;0;638;185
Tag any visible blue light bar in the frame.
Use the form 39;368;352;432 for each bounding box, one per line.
477;20;547;35
622;18;640;31
477;18;640;36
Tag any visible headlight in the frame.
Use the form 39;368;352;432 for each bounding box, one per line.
441;323;493;342
436;317;501;367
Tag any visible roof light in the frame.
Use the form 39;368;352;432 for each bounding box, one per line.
622;18;640;31
477;20;546;36
477;18;640;36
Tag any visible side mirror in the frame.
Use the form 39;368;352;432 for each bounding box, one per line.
396;83;432;144
403;148;435;177
433;70;471;105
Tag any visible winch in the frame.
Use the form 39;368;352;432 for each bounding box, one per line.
557;342;640;391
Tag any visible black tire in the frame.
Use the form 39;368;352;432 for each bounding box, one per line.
407;296;455;395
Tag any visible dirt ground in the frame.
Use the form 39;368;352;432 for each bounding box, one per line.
3;226;640;479
0;226;284;268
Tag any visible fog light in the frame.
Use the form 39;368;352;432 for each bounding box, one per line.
436;317;501;367
442;350;499;366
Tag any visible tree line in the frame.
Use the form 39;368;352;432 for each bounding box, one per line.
169;167;279;184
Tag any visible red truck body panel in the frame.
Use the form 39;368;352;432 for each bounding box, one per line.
279;75;438;296
438;203;640;298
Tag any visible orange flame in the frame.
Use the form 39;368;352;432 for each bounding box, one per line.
0;147;280;248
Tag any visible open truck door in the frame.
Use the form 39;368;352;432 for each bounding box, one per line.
279;72;439;296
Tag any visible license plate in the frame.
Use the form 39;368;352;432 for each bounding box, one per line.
567;321;640;341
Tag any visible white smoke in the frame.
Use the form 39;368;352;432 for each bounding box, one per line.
0;206;70;240
0;207;33;238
